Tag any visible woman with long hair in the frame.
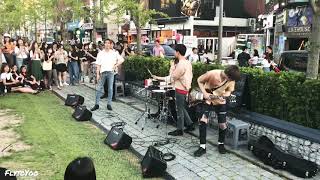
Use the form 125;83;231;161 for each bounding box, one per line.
30;42;43;83
43;45;54;90
249;49;259;67
55;45;69;87
2;34;15;66
15;38;29;69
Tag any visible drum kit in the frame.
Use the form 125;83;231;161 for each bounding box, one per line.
135;78;176;131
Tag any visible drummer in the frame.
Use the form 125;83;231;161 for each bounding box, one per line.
151;59;177;120
152;44;194;136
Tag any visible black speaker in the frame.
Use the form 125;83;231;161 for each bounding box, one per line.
141;146;167;178
104;127;132;150
65;94;84;107
72;106;92;121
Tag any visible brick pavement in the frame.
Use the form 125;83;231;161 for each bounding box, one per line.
52;84;317;180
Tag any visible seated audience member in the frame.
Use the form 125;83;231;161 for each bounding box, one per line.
64;157;96;180
0;63;38;94
11;65;20;80
20;65;39;90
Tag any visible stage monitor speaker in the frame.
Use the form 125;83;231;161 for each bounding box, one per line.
72;106;92;121
65;94;84;107
104;127;132;150
141;146;167;178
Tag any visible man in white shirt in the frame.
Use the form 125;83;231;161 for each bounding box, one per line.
91;39;124;111
188;48;200;63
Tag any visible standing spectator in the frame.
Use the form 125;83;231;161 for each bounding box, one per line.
0;48;7;69
29;42;43;83
237;46;251;67
188;48;200;63
121;41;133;57
68;45;80;86
153;40;165;57
82;44;91;83
78;44;86;83
249;49;259;67
2;33;15;67
43;47;54;90
51;43;61;89
264;46;273;63
91;39;124;111
55;45;69;87
87;44;98;83
15;39;29;69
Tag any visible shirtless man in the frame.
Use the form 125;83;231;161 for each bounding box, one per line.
193;65;240;157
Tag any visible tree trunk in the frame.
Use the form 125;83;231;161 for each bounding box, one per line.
306;14;320;79
135;18;142;54
92;19;97;43
60;21;68;44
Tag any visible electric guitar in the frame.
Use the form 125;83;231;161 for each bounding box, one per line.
188;89;236;106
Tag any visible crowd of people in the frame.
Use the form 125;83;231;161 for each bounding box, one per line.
237;46;280;73
0;33;133;96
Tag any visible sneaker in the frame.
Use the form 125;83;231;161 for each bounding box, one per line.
63;82;69;86
218;144;227;154
194;147;206;157
168;129;183;136
59;82;63;87
184;124;195;133
107;105;112;111
57;86;62;90
90;105;99;111
49;86;53;91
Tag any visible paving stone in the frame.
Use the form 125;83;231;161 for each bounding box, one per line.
197;171;211;178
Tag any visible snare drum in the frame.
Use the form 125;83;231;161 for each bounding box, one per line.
151;89;166;99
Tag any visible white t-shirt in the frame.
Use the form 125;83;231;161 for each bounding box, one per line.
96;49;124;73
15;47;28;59
251;56;259;65
0;72;13;81
1;53;6;63
261;59;271;68
188;53;199;63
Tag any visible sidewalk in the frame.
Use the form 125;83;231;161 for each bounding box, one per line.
52;84;316;180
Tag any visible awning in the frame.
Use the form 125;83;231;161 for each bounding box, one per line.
154;16;189;24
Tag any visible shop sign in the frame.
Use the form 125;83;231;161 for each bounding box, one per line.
81;23;93;30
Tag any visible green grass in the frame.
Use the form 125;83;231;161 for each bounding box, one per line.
0;92;143;180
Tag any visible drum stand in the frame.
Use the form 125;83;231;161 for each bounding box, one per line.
134;88;157;131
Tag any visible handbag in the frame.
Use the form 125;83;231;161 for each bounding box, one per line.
42;60;52;71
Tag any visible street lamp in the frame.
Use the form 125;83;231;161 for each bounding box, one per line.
218;0;224;63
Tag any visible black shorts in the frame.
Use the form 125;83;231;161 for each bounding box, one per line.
56;64;67;72
197;103;227;123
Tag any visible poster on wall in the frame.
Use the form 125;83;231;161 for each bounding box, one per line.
287;6;313;36
247;35;265;57
287;6;312;27
151;0;214;20
181;0;201;16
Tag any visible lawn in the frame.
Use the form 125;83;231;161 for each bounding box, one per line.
0;92;143;180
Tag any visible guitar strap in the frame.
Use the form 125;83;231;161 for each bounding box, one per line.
210;80;229;93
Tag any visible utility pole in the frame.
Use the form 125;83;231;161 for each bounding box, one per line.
217;0;224;64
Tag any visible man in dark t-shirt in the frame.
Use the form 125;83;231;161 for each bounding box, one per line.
237;47;251;67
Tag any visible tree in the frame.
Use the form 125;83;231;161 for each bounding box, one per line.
109;0;174;54
307;0;320;79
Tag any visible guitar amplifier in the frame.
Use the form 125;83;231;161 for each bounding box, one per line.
104;127;132;150
141;146;167;178
65;94;84;107
72;106;92;121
